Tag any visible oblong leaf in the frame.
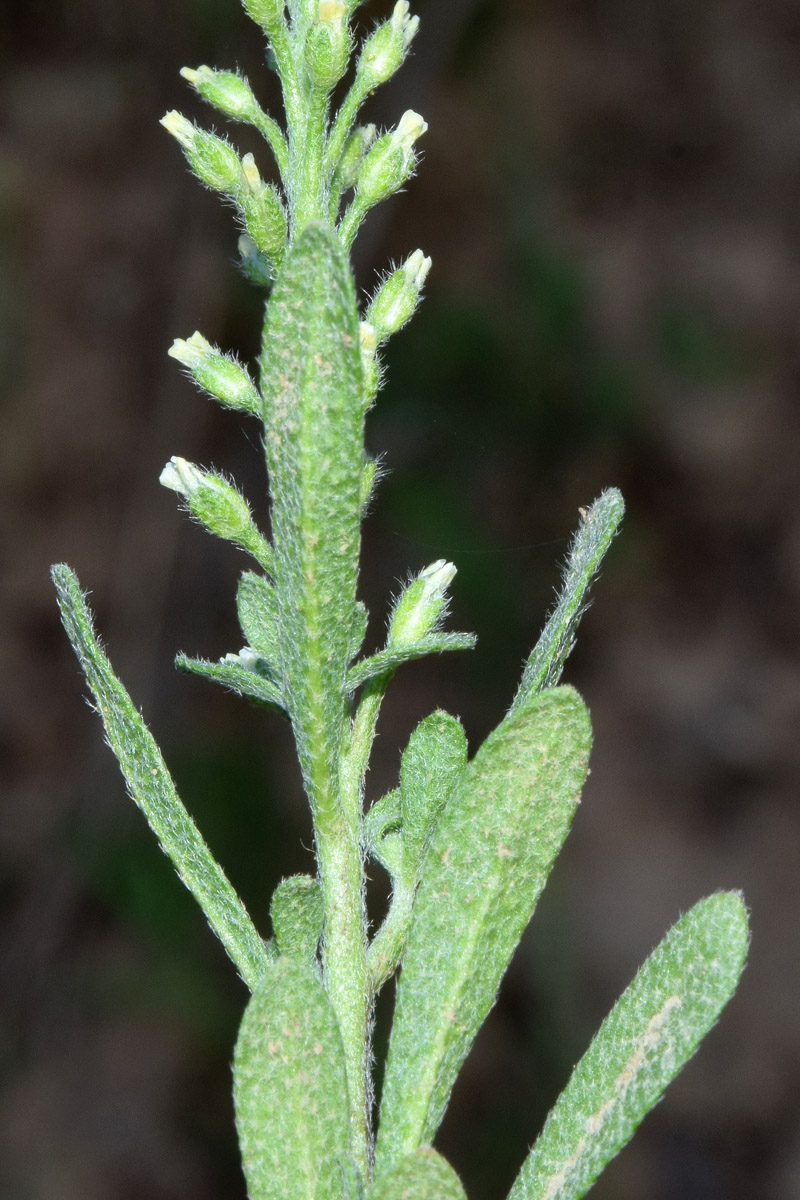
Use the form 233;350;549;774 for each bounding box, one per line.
270;873;324;962
369;1148;467;1200
399;710;467;877
376;686;592;1170
52;564;270;990
260;222;364;803
237;569;281;663
506;891;749;1200
234;958;352;1200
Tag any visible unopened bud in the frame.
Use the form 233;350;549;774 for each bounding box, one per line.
160;111;241;194
169;331;262;415
305;1;351;93
237;154;288;265
180;66;261;124
357;110;427;206
366;249;431;342
388;560;457;647
160;457;256;544
240;0;284;31
357;1;419;90
334;124;377;192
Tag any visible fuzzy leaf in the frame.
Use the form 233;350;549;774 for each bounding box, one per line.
52;564;270;990
260;222;364;814
237;570;281;663
347;632;476;692
376;687;592;1171
176;652;284;710
363;788;403;877
507;891;749;1200
349;599;369;661
271;874;324;962
511;490;623;713
369;1148;467;1200
234;958;352;1200
399;711;466;877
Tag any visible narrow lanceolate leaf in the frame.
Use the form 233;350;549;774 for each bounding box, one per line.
507;891;749;1200
233;958;352;1200
510;490;624;715
376;687;592;1171
176;653;285;710
260;222;364;815
369;1148;467;1200
51;564;270;991
346;633;476;692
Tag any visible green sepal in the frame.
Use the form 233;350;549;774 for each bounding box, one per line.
369;1148;466;1200
511;489;624;713
399;710;466;880
507;891;749;1200
237;570;280;661
176;652;285;711
347;632;475;692
270;874;324;963
51;564;270;991
376;686;592;1171
233;958;353;1200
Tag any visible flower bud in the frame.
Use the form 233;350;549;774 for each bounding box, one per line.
388;560;457;647
160;457;256;544
240;0;284;31
237;154;288;266
180;66;261;124
333;123;377;192
366;249;431;343
169;331;262;415
357;110;427;206
305;1;351;93
357;1;419;91
160;111;241;194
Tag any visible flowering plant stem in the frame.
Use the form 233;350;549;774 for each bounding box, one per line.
53;3;749;1198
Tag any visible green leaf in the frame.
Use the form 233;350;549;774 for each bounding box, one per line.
176;652;285;711
271;874;324;962
376;687;592;1171
506;891;749;1200
260;221;364;813
510;490;624;714
234;958;352;1200
399;710;466;878
369;1148;467;1200
347;632;476;692
349;599;369;661
363;788;403;878
52;564;270;991
237;570;281;663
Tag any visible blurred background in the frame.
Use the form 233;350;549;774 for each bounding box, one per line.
3;0;800;1197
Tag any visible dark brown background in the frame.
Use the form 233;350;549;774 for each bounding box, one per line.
3;1;799;1197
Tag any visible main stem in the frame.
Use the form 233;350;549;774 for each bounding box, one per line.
277;49;371;1174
